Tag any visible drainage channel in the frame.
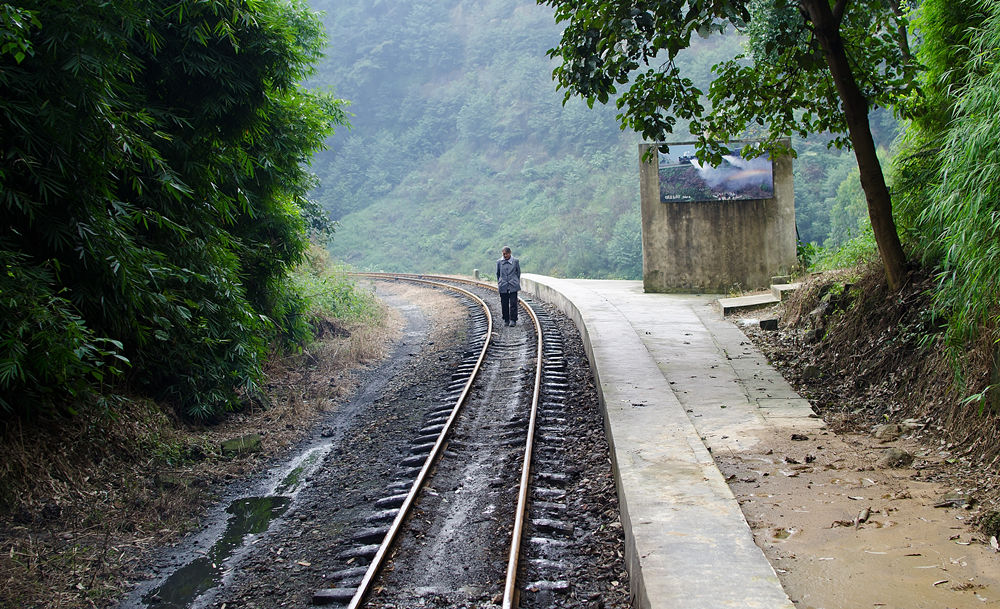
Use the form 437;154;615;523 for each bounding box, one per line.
140;446;331;609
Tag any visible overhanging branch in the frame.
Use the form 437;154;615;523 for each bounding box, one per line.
832;0;849;25
886;0;912;60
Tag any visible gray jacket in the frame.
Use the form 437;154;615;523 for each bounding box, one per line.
496;257;521;293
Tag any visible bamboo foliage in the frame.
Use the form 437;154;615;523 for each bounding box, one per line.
0;0;346;418
927;0;1000;350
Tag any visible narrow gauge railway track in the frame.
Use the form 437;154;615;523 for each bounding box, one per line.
116;274;626;609
421;277;594;609
313;274;572;609
310;276;496;607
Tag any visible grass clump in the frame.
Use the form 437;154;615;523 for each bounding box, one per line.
291;245;381;325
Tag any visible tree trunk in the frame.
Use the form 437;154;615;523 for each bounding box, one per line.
801;0;908;291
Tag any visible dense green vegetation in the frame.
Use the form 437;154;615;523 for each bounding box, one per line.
0;0;356;419
305;0;870;277
890;0;1000;386
2;0;874;420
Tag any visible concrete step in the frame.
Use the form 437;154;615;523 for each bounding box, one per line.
718;282;801;315
718;292;779;315
771;282;801;302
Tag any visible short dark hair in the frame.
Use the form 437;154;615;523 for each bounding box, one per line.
502;246;511;254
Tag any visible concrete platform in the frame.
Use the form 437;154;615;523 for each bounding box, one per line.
520;275;823;609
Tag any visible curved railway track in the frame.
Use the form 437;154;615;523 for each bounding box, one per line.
312;273;554;608
117;272;626;609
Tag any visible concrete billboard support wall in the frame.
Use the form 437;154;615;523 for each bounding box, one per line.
639;141;796;293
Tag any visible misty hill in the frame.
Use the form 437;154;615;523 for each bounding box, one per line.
305;0;866;277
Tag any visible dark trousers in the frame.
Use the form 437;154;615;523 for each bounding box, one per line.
500;291;518;323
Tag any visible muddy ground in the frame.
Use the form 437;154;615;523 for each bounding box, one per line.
715;421;1000;608
724;267;1000;609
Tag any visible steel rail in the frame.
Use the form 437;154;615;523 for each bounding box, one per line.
342;274;494;609
348;272;543;608
501;292;542;609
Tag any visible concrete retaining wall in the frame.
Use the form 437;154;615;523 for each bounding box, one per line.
639;143;796;293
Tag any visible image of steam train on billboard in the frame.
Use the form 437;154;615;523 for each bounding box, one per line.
658;143;774;203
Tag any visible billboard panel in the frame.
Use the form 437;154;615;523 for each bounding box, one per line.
658;143;774;203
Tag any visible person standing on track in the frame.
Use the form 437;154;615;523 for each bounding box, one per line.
496;246;521;327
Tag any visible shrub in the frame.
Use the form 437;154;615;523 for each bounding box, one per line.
0;252;128;415
290;246;381;324
0;0;347;419
809;228;878;272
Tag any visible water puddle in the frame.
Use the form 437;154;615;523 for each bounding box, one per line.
135;444;334;608
771;526;796;540
274;446;324;495
141;495;291;609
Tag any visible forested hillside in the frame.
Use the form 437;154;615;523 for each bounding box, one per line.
306;0;882;277
306;0;640;277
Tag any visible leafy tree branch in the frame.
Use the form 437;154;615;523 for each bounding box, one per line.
540;0;919;289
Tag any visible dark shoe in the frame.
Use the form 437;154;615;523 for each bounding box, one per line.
504;320;510;327
510;320;516;327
